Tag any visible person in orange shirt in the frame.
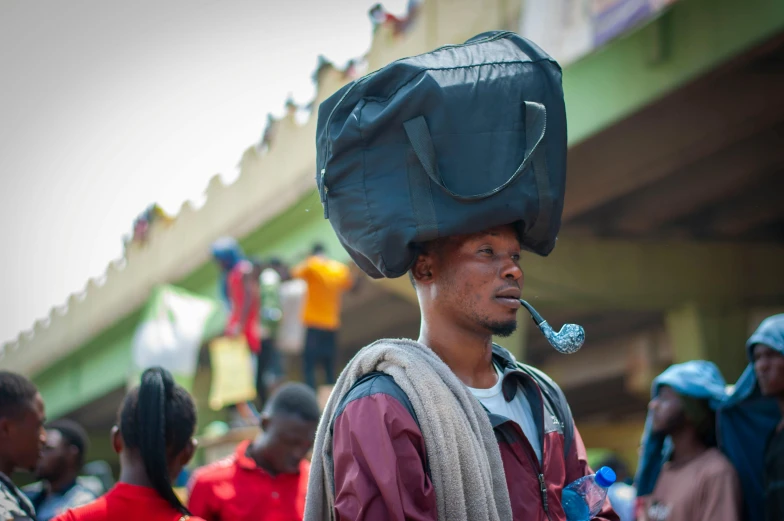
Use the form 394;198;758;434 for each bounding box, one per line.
291;244;353;390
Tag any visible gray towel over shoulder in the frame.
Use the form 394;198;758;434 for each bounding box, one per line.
304;338;513;521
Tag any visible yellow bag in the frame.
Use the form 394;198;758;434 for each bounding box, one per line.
208;336;256;410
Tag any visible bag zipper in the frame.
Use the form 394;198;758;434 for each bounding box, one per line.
318;30;515;218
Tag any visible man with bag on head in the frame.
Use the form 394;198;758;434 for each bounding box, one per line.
304;31;618;521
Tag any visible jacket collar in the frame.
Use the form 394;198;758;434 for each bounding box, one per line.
491;344;532;402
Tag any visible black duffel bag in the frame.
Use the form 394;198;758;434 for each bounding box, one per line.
316;30;567;279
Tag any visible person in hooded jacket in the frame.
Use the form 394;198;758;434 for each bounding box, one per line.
637;319;783;521
749;314;784;521
640;365;741;521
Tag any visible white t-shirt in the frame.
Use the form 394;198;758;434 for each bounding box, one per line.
467;363;542;463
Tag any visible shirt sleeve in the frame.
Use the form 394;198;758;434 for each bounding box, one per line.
226;267;245;327
332;394;437;521
697;466;742;521
564;426;620;521
187;477;216;521
290;260;308;280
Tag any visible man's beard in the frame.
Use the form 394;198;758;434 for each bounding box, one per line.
485;318;518;337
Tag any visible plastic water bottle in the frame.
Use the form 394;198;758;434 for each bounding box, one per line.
561;466;617;521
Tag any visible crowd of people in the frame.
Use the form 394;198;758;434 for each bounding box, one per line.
210;237;355;408
1;273;782;521
0;367;322;521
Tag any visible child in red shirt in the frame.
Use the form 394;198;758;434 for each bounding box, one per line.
187;383;320;521
53;367;205;521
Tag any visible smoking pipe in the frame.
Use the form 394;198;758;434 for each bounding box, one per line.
519;299;584;354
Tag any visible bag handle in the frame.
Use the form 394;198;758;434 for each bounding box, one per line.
403;101;547;201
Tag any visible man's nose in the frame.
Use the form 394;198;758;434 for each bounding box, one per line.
501;258;523;281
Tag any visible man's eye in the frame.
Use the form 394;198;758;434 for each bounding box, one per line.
511;254;521;262
480;248;493;255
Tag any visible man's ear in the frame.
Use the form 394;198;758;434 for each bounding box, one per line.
66;444;80;464
110;426;122;455
260;416;271;433
411;253;435;286
0;417;11;439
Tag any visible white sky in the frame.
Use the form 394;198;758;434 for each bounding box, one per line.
0;0;408;344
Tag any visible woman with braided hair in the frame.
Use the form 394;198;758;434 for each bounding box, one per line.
53;367;204;521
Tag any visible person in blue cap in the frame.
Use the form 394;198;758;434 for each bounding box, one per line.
749;314;784;521
210;237;245;310
636;361;741;521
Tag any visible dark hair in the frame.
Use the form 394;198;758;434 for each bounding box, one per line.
311;243;326;255
119;367;196;516
264;382;320;422
0;371;38;419
48;419;89;465
679;395;717;447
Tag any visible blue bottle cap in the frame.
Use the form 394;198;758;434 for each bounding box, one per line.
595;466;617;488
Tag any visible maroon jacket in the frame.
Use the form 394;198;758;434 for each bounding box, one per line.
331;345;619;521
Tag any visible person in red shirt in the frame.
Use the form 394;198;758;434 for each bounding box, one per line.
211;237;261;354
187;383;320;521
226;258;262;355
53;367;204;521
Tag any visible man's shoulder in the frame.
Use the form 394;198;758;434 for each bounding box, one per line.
67;482;99;505
0;477;33;520
334;372;419;426
20;481;43;500
51;496;108;521
699;448;740;479
190;455;239;486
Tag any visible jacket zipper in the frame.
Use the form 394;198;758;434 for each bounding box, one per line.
538;474;551;519
318;30;515;218
506;366;553;521
516;423;553;521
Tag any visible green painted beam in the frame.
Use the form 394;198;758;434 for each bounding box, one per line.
564;0;784;144
665;303;750;382
34;310;139;420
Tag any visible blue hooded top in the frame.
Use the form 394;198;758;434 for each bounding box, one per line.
745;313;784;363
636;315;783;521
211;237;244;308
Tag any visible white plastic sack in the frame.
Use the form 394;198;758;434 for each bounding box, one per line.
277;279;307;355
